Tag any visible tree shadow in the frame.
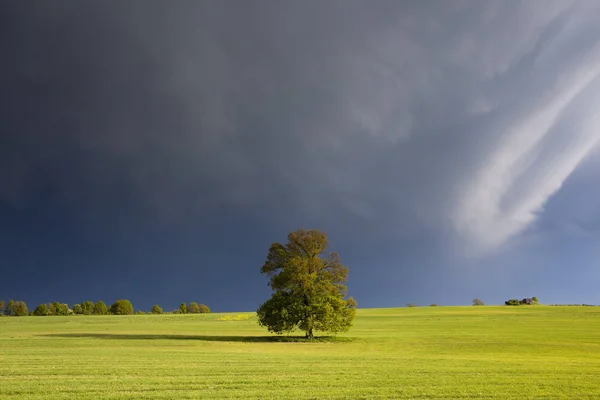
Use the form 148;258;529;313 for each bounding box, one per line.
40;333;351;343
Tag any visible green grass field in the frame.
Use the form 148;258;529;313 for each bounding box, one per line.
1;306;599;399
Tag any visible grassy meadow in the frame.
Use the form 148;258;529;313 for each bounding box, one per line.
1;306;599;399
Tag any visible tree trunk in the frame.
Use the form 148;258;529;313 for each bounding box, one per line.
306;328;314;339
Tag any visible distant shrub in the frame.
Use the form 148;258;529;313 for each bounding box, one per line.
81;301;95;315
4;300;28;316
198;304;210;313
151;304;163;314
93;300;108;315
135;310;145;315
505;299;520;306
33;304;50;316
0;300;5;315
179;303;187;314
50;302;69;316
4;300;15;316
407;303;417;307
472;298;484;306
72;304;83;315
532;296;539;303
110;299;134;315
187;302;200;313
11;301;28;316
430;304;438;307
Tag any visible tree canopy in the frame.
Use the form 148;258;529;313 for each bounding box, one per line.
197;304;210;313
6;300;29;316
33;303;50;316
179;303;187;314
94;300;108;315
257;229;356;339
109;299;133;315
187;302;210;313
187;302;200;313
4;300;15;316
81;301;95;315
151;304;163;314
50;302;69;315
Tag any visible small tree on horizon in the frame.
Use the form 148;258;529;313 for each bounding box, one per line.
0;300;5;315
93;300;108;315
532;296;539;303
179;303;187;314
4;300;15;316
33;304;50;316
81;301;94;315
72;304;83;315
151;304;163;314
472;298;484;306
109;299;133;315
198;304;210;313
257;229;356;339
11;301;28;316
187;302;200;313
50;302;69;316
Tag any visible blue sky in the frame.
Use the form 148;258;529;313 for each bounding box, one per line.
1;1;599;311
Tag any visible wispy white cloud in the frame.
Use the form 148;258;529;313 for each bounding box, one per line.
452;21;600;252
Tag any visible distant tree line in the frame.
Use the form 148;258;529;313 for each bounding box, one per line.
505;296;539;306
175;302;211;314
0;299;210;317
1;300;28;316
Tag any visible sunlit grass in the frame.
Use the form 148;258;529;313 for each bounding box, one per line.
1;306;599;399
216;313;251;321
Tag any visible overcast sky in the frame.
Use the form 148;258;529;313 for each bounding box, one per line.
2;1;599;311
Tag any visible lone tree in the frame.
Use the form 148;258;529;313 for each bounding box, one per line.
257;229;357;339
472;298;484;306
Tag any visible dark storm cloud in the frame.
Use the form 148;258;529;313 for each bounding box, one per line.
2;0;600;256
